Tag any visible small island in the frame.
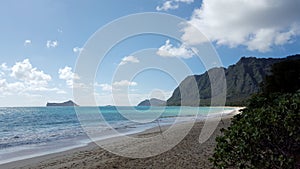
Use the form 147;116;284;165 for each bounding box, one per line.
46;100;79;107
137;98;166;106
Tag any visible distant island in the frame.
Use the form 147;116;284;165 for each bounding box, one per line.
137;98;166;106
46;100;79;107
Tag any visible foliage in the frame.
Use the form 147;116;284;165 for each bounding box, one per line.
210;92;300;168
262;59;300;95
210;58;300;168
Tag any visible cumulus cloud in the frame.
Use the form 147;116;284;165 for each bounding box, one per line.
113;80;137;87
0;63;8;71
0;79;25;94
46;40;58;48
97;80;138;92
58;66;79;88
156;39;195;58
24;40;31;46
156;0;194;11
73;47;84;53
98;83;113;92
181;0;300;52
0;63;7;78
11;59;51;86
0;59;58;95
119;56;140;66
156;1;179;11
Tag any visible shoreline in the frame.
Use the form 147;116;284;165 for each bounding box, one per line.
0;107;243;169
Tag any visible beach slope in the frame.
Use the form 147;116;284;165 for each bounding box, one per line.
1;110;241;169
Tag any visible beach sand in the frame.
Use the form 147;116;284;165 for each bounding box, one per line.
0;108;242;169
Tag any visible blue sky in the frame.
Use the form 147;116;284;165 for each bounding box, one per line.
0;0;299;106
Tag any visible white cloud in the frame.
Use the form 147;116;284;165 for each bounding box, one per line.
97;80;137;92
73;47;84;53
0;79;25;94
0;63;9;77
0;59;58;96
119;56;140;66
11;59;51;86
24;40;31;46
0;63;8;71
156;0;194;11
46;40;58;48
156;39;195;58
58;66;73;80
176;0;193;2
181;0;300;52
57;28;63;33
0;79;9;88
113;80;137;87
98;83;113;92
58;66;79;88
156;1;179;11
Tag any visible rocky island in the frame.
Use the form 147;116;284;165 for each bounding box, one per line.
46;100;79;107
137;98;166;106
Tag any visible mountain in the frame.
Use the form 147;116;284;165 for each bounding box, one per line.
137;98;166;106
46;100;79;107
167;54;300;106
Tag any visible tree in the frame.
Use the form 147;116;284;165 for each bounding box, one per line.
262;59;300;95
210;59;300;169
211;92;300;168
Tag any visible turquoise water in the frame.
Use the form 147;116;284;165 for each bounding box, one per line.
0;106;234;164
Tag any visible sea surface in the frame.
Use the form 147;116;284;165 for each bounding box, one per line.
0;106;234;164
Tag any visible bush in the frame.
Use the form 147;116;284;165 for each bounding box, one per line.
261;59;300;95
210;92;300;168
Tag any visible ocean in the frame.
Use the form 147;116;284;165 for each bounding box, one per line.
0;106;234;164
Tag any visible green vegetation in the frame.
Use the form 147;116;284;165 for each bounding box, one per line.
261;59;300;95
210;59;300;168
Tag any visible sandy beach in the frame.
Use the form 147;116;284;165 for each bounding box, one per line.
0;108;242;169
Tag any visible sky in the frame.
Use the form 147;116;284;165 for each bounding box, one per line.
0;0;299;107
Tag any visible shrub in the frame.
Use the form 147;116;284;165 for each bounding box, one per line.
261;59;300;95
210;92;300;168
